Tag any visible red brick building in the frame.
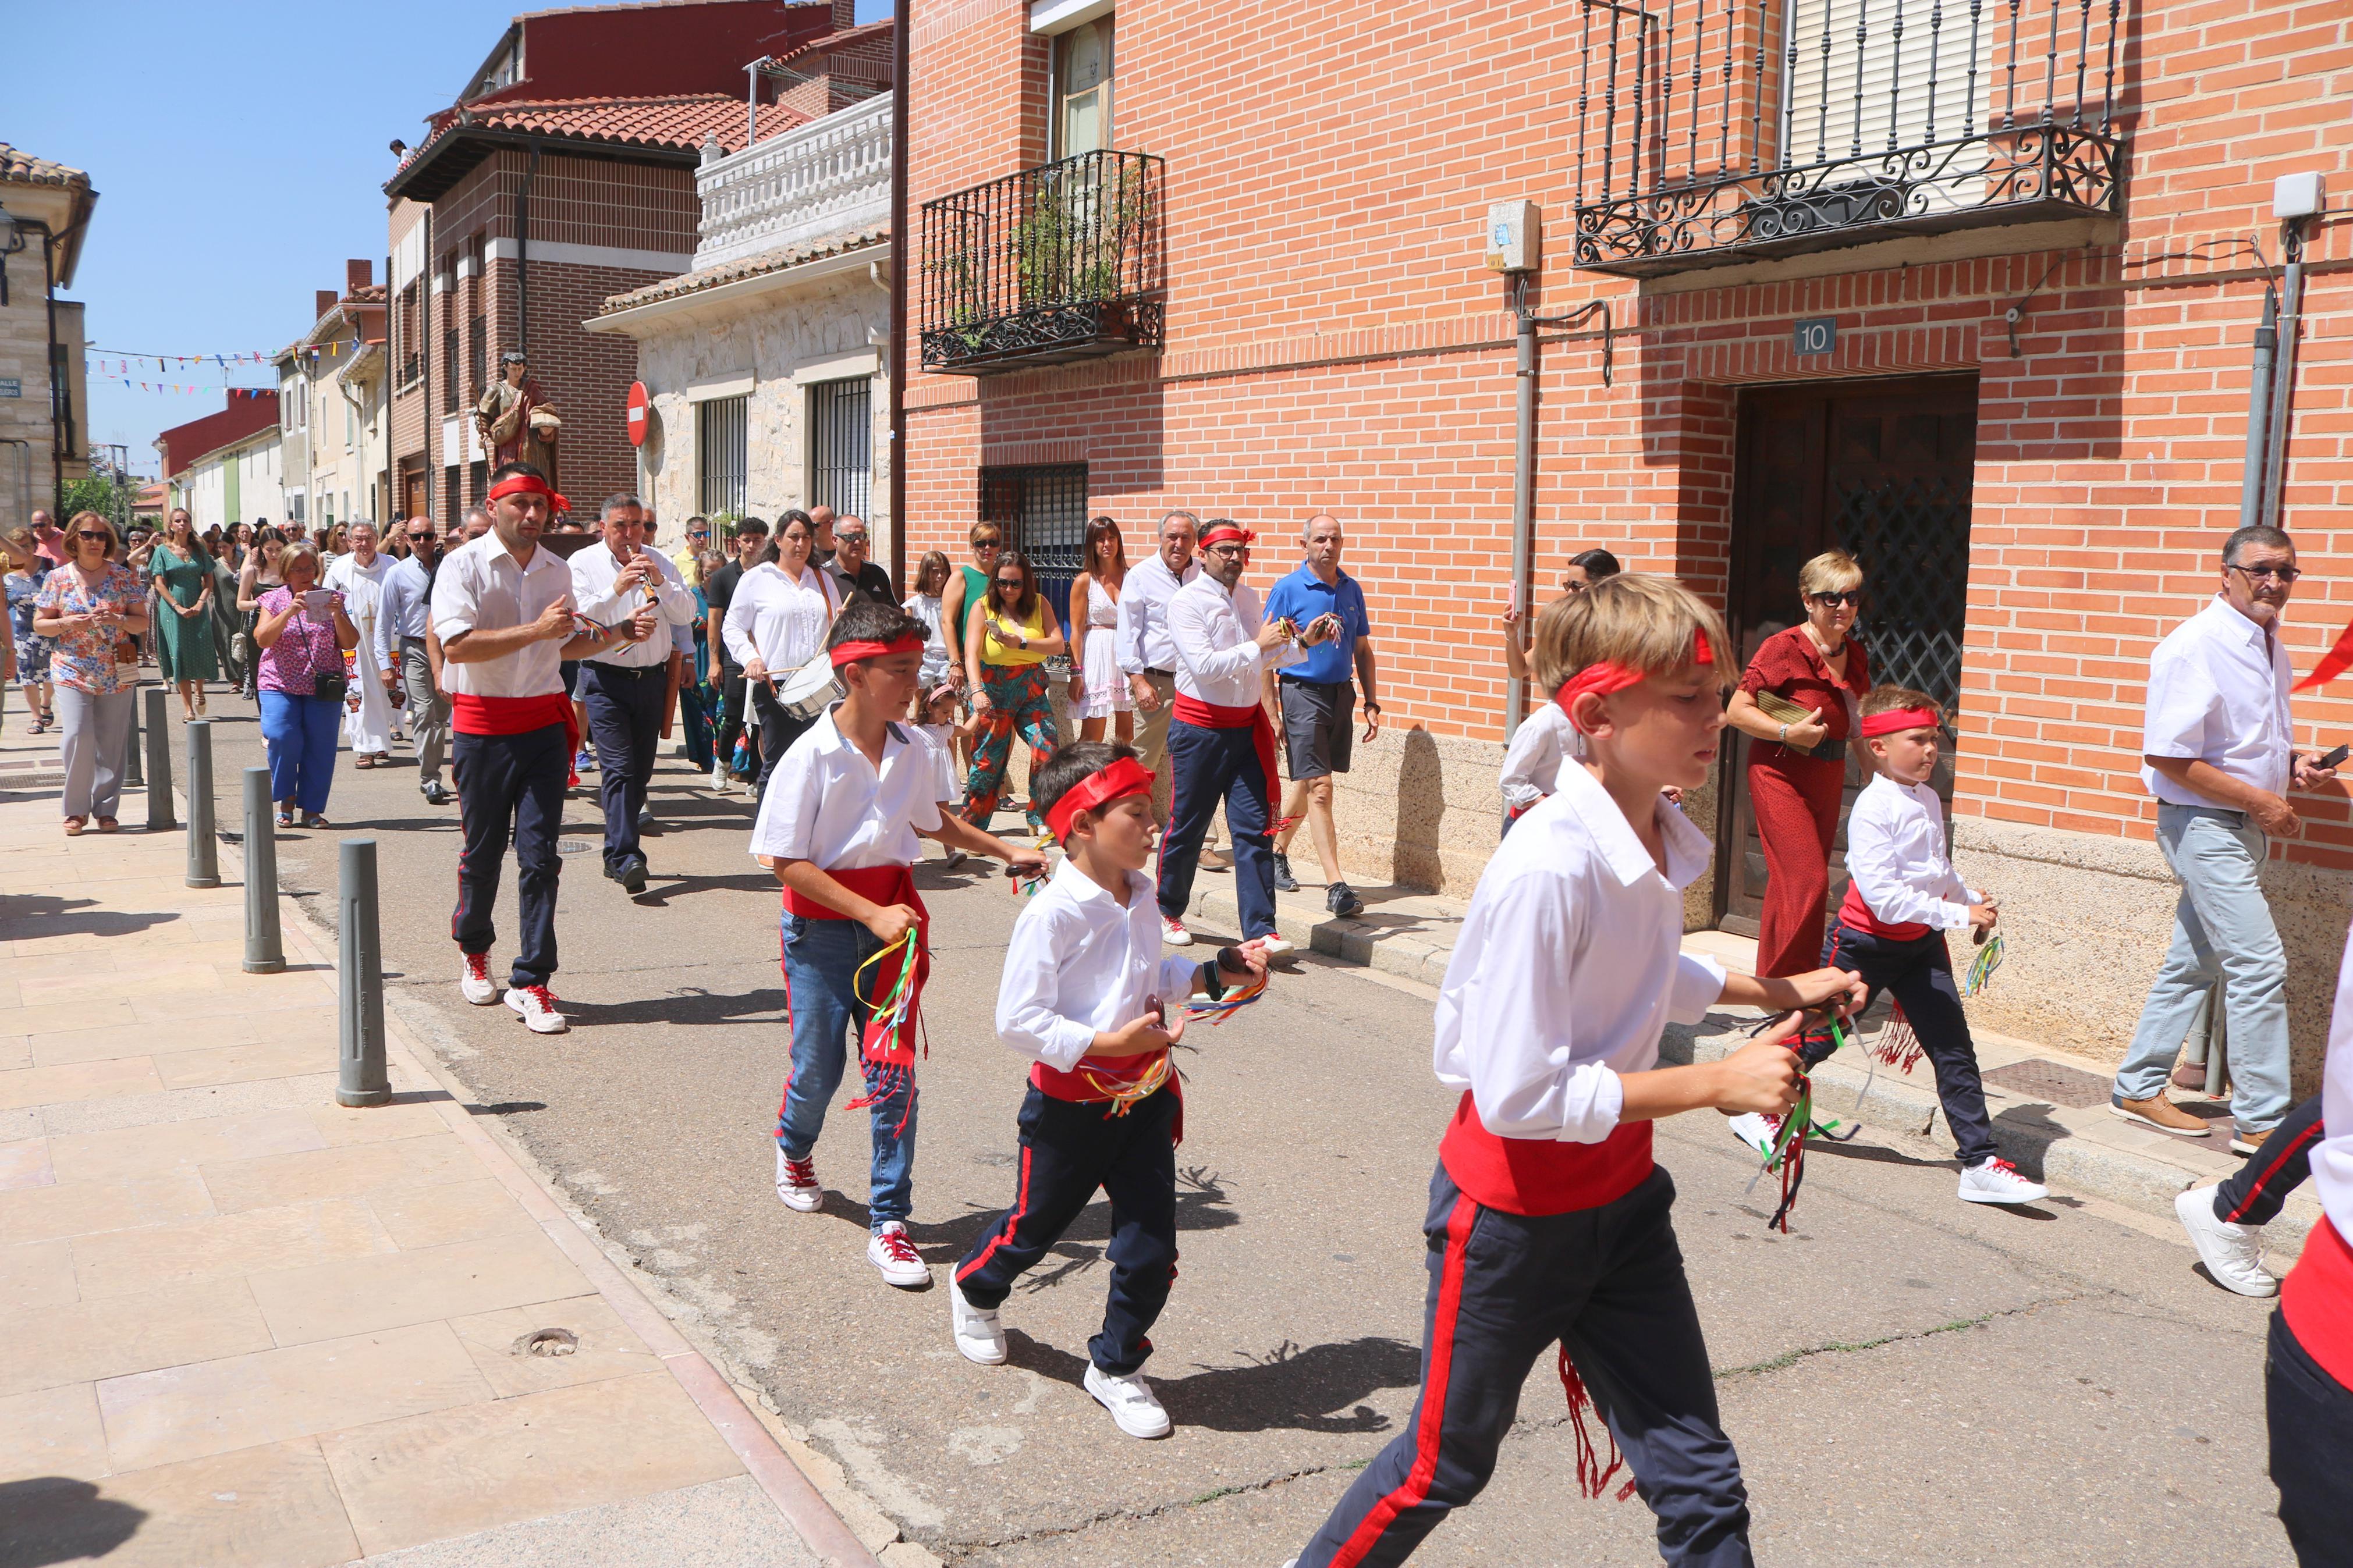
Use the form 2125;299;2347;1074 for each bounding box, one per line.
903;2;2353;1075
381;0;871;525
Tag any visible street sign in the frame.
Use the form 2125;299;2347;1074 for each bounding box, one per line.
1792;318;1837;357
0;379;20;398
626;381;650;447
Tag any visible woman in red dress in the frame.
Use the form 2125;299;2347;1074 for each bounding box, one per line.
1726;550;1873;976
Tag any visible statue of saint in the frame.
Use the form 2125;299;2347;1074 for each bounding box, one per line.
474;350;561;485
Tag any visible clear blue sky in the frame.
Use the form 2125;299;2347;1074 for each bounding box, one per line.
14;0;891;475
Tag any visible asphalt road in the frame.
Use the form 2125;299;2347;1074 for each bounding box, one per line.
187;698;2293;1568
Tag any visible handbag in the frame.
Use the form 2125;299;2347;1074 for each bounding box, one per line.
291;598;348;704
1752;690;1847;760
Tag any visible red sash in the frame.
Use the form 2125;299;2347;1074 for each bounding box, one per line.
782;864;931;1085
1836;880;1931;943
2283;1216;2353;1393
450;691;579;778
1173;694;1279;823
1437;1093;1655;1217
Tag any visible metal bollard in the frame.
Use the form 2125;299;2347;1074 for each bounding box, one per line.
242;767;285;973
125;684;144;788
141;686;173;829
336;838;391;1107
184;720;220;888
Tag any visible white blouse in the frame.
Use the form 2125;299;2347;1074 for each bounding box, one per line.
722;561;839;674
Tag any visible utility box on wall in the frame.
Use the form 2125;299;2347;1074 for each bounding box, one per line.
1485;201;1540;273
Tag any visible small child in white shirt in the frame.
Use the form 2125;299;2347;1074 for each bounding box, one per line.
1499;699;1578;831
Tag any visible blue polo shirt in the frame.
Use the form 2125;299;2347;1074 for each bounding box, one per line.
1263;561;1370;686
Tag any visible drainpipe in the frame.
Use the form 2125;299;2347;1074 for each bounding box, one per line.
385;245;396;526
887;0;910;597
1506;295;1536;741
2236;288;2276;529
2259;221;2308;529
421;207;434;524
516;145;541;357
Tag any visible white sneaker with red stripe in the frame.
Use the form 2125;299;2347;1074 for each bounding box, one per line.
774;1149;822;1213
867;1221;930;1288
1161;915;1194;946
503;984;570;1034
459;952;499;1006
1957;1156;2047;1205
1084;1363;1172;1439
948;1276;1006;1364
1727;1112;1781;1157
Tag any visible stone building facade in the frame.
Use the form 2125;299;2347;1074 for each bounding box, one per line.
903;0;2353;1086
275;262;389;532
0;143;97;529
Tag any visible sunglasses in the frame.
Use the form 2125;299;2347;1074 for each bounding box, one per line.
75;530;111;542
974;539;1003;551
407;532;434;542
1809;591;1861;607
995;576;1025;589
839;534;868;546
2230;563;2302;584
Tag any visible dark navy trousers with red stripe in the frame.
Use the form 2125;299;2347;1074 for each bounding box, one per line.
2217;1093;2324;1226
1297;1164;1751;1568
450;723;566;990
953;1082;1179;1378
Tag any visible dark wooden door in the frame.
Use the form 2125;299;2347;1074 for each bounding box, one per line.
402;467;428;525
1715;375;1978;934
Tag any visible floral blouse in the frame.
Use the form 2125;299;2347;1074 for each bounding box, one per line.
257;585;346;696
32;563;142;695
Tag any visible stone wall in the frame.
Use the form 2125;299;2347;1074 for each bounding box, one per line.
0;289;53;531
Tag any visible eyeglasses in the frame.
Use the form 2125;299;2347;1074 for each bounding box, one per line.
1809;591;1861;607
2230;563;2302;584
995;577;1024;590
838;534;868;547
74;530;110;542
974;538;1003;551
1206;543;1250;559
406;532;434;542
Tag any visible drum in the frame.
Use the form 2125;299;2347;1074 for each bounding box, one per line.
774;654;843;721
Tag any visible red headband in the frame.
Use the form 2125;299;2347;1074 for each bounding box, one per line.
487;474;571;514
1859;706;1939;738
1044;756;1156;841
1200;524;1256;549
1552;630;1715;734
828;632;927;670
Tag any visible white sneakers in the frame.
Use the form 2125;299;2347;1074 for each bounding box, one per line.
1085;1363;1172;1439
868;1222;930;1288
1257;932;1297;957
775;1149;823;1213
947;1277;1007;1365
1162;915;1194;946
1726;1112;1781;1157
709;760;730;794
504;984;570;1034
1957;1156;2047;1205
459;952;499;1006
2174;1183;2277;1296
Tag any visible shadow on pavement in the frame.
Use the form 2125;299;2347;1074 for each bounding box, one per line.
0;896;183;941
0;1477;147;1568
567;985;787;1029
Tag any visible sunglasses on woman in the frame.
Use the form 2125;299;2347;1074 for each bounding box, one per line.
995;576;1024;590
1809;591;1861;607
75;530;111;542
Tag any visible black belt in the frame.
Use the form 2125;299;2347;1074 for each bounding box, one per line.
585;662;662;680
1145;667;1174;678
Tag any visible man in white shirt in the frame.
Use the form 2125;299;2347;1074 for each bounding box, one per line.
432;463;650;1033
1116;511;1200;828
1155;519;1322;950
324;521;396;766
569;493;694;893
2115;524;2336;1150
375;516;452;804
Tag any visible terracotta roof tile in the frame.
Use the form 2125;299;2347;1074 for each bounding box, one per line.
762;18;894;69
597;223;888;314
0;143;92;187
405;94;804;169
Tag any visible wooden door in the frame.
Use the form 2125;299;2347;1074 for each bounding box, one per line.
1715;375;1978;933
402;467;427;525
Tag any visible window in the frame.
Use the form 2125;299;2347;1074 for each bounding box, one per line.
397;283;423;387
443;323;461;411
468;460;487;511
978;463;1088;628
345;396;356;453
697;396;748;518
1052;17;1113;160
808;378;871;521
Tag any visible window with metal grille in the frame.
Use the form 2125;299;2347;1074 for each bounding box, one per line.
468;461;487;513
697;396;748;518
808;378;872;521
442;325;460;411
978;464;1089;630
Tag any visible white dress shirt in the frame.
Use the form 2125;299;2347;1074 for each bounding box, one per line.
748;709;947;867
1499;702;1583;810
997;858;1205;1072
1115;553;1198;676
374;554;433;670
569;541;696;669
428;534;573;699
1844;774;1980;931
722;562;839;674
1433;758;1727;1143
2140;595;2295;808
2314;923;2353;1239
1167;573;1301;709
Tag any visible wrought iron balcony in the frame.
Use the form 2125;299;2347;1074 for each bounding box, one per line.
1570;0;2127;276
920;151;1165;375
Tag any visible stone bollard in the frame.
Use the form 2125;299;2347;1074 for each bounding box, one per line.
336;838;391;1107
142;687;173;829
184;720;220;888
242;767;285;974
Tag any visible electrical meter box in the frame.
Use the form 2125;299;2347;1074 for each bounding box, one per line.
2274;172;2324;221
1485;201;1540;273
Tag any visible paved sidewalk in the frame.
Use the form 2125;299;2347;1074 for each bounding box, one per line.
0;704;876;1567
1187;865;2320;1253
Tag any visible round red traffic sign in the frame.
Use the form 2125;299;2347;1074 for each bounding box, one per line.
626;381;650;447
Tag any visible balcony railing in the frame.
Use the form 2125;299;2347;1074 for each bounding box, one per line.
693;94;892;272
920;151;1165;375
1570;0;2127;276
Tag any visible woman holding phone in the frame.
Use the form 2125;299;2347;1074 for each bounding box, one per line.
960;547;1066;831
252;542;360;828
31;513;150;834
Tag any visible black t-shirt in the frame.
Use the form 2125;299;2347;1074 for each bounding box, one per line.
705;560;745;666
825;560;896;609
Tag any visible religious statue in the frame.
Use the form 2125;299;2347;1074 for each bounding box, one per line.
474;350;562;484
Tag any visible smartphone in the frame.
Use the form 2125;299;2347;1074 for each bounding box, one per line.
301;588;334;615
2320;743;2350;770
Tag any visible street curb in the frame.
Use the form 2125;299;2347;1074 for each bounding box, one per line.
193;795;885;1568
1185;881;2320;1254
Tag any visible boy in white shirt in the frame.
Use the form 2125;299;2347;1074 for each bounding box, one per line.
1730;684;2046;1207
753;601;1045;1288
1499;694;1578;831
1290;574;1864;1568
949;741;1269;1440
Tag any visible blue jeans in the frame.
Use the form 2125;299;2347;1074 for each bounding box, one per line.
2114;803;2291;1133
259;690;340;815
775;912;917;1231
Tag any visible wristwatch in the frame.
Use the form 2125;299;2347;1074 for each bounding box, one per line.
1777;722;1790;744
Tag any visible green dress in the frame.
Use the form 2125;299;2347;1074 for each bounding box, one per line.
150;543;221;682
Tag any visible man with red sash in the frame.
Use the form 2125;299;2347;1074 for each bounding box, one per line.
432;461;646;1035
1156;518;1328;951
751;600;1044;1288
949;741;1270;1440
1289;574;1861;1568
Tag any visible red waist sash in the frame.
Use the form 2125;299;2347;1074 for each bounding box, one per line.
2283;1215;2353;1393
1173;694;1279;822
1438;1093;1655;1217
451;690;573;737
1836;881;1932;943
781;863;931;1100
1031;1050;1184;1144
